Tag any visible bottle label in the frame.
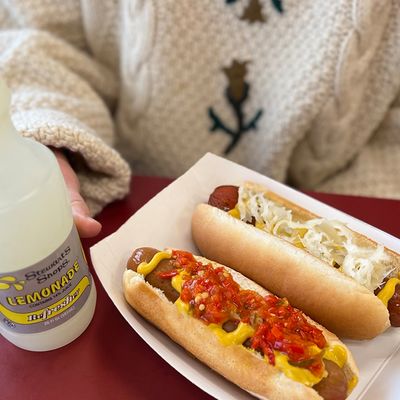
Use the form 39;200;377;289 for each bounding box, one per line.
0;225;92;334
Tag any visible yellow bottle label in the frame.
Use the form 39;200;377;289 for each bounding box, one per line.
0;225;92;334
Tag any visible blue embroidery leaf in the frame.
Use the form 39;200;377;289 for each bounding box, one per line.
271;0;283;13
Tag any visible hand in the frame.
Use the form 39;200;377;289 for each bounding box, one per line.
52;148;102;238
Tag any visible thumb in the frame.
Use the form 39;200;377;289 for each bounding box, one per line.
52;148;102;238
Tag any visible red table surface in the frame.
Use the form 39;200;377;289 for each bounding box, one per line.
1;176;399;400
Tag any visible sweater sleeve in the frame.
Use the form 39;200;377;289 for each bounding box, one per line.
0;0;131;215
315;97;400;200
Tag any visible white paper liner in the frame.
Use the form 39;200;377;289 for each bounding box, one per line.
91;153;400;400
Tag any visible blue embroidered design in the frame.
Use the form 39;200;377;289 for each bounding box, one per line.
271;0;283;13
225;0;283;14
208;60;263;154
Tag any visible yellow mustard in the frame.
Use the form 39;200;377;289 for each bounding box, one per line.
274;352;325;386
208;322;254;346
377;278;400;307
228;207;240;218
348;375;359;392
323;345;347;368
173;270;190;313
137;250;172;276
274;344;347;387
171;270;191;294
174;298;190;314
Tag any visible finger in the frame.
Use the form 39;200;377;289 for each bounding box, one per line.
72;209;103;239
52;148;102;238
69;186;102;238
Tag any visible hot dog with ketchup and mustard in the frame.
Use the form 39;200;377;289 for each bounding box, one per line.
123;247;358;400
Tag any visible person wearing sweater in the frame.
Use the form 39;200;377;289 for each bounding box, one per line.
0;0;399;238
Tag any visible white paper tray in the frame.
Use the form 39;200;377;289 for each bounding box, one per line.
91;153;400;400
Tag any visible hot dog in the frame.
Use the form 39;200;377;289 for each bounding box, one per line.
123;247;358;400
191;182;400;339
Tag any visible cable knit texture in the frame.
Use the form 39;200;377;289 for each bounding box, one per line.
0;0;399;209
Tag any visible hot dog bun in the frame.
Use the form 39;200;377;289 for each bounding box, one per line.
123;249;358;400
191;182;398;339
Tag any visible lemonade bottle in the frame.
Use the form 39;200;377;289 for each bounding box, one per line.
0;79;96;351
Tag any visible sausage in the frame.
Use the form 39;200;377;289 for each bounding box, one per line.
127;247;179;303
208;185;239;211
313;360;348;400
388;284;400;327
208;185;257;225
375;279;400;326
222;319;239;332
127;247;158;270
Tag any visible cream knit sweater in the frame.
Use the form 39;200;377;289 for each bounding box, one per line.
0;0;399;215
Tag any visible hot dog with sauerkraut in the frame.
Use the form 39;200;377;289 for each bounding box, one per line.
191;182;400;339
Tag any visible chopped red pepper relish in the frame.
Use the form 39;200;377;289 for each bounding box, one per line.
161;250;327;375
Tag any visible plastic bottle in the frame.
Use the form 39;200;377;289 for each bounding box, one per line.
0;79;96;351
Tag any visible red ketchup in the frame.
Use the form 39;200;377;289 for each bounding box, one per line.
166;250;327;378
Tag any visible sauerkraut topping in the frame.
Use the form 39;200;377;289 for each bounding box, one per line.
237;186;392;292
